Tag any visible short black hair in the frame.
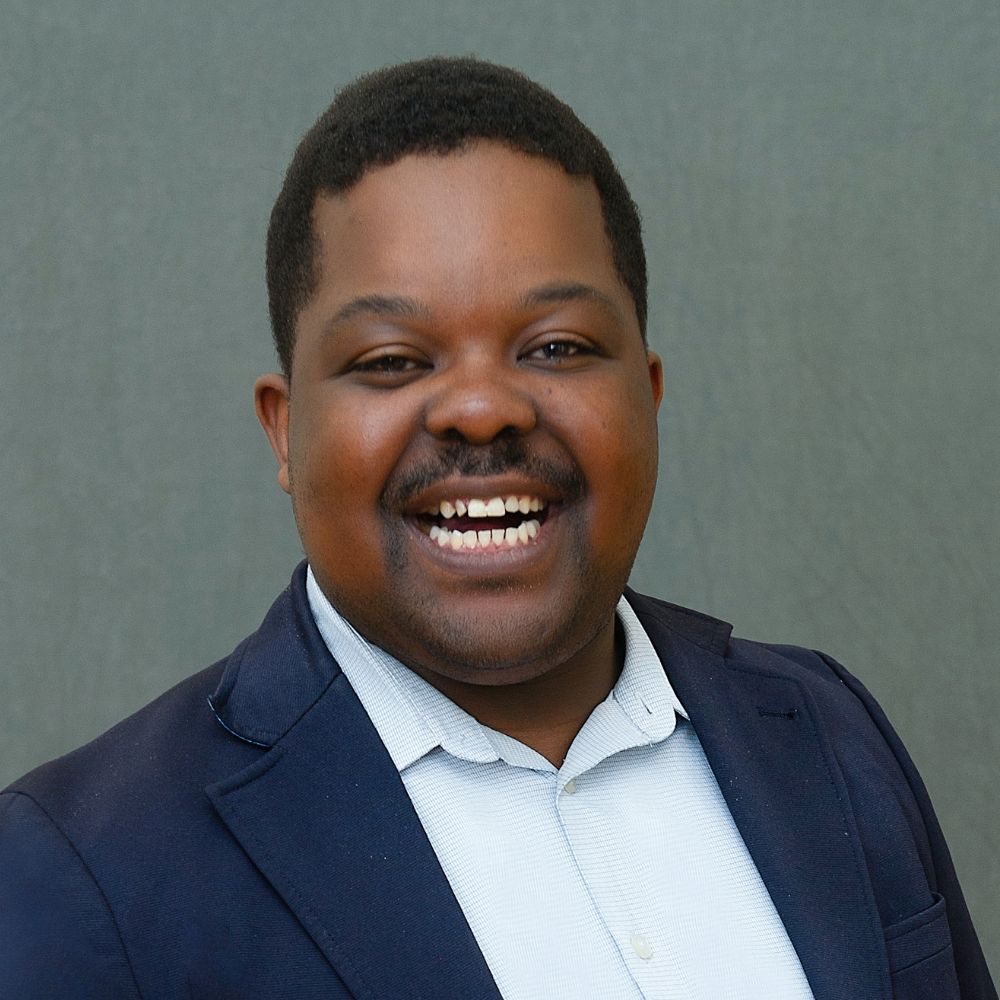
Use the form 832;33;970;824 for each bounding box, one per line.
266;56;647;375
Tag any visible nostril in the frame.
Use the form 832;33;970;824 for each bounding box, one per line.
423;386;537;443
437;423;530;445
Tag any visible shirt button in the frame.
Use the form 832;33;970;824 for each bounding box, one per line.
630;934;653;960
563;779;577;795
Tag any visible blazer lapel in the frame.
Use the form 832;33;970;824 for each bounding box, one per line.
629;590;892;1000
205;565;501;1000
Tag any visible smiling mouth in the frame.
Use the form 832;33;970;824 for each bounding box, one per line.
416;494;550;551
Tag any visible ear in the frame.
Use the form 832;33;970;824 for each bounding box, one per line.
254;373;292;495
646;350;664;411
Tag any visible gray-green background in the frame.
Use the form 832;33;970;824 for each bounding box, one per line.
3;0;997;969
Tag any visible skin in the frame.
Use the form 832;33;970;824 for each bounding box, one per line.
256;141;663;765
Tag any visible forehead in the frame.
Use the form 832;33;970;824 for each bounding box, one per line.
304;142;629;322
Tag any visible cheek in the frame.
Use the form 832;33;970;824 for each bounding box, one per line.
583;403;658;496
574;419;659;560
290;396;415;503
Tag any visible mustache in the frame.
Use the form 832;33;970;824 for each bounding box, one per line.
384;438;585;509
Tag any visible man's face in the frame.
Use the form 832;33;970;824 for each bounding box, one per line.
257;141;663;688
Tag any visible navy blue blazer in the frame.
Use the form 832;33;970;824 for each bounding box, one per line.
1;564;994;999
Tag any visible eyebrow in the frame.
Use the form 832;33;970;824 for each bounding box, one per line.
326;294;432;330
520;281;627;323
324;281;625;334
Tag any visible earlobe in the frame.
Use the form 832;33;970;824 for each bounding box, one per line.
254;373;292;495
646;350;664;411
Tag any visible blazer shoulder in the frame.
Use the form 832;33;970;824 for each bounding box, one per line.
740;639;855;689
2;660;258;847
626;587;853;693
3;567;320;860
0;791;143;998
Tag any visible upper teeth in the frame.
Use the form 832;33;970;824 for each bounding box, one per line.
428;495;545;519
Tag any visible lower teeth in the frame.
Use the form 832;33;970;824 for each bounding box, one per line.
429;519;540;550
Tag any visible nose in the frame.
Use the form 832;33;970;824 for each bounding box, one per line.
423;361;537;444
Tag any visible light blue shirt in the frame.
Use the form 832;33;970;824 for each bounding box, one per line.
307;568;814;1000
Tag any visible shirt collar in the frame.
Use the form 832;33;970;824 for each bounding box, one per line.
613;594;689;731
306;567;687;776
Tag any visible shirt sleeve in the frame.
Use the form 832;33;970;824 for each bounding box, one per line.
0;790;142;999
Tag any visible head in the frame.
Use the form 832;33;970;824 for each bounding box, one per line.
256;58;662;694
265;56;647;377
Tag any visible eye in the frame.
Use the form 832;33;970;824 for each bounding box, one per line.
353;354;420;374
345;349;431;385
522;337;596;364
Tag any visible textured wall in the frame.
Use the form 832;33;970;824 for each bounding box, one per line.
2;0;997;968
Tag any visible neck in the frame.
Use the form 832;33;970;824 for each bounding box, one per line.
417;616;624;767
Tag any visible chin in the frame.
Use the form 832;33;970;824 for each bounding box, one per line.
389;598;614;687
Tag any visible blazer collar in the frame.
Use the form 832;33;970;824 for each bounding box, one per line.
207;562;338;748
206;569;738;752
206;571;890;1000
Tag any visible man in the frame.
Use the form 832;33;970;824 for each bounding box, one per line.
1;57;994;999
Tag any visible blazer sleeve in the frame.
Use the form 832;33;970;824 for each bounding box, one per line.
0;790;142;999
814;651;998;1000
